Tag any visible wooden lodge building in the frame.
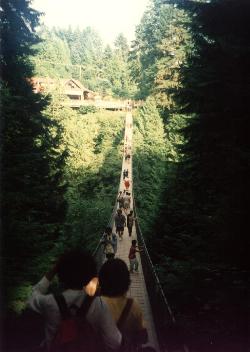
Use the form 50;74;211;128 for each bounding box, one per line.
30;77;95;102
30;77;142;110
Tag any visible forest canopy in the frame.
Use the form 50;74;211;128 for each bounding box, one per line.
31;26;137;98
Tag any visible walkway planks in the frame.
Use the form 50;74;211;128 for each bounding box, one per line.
113;112;160;351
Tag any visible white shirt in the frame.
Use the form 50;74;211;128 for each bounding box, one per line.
28;276;122;350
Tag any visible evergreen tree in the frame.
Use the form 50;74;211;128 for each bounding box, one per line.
132;1;249;348
114;33;129;60
133;98;167;233
169;0;250;265
1;0;67;306
32;27;72;78
130;3;166;99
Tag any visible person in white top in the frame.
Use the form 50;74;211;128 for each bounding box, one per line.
28;249;122;351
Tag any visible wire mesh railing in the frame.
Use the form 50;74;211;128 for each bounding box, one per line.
92;197;118;271
133;198;189;352
92;123;126;270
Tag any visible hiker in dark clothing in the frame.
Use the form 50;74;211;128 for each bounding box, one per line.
125;153;130;161
28;250;122;351
114;209;126;239
127;210;136;237
123;169;126;180
117;191;124;210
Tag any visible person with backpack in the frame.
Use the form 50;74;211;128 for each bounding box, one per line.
117;191;124;210
114;209;126;239
101;226;118;260
27;249;122;351
99;259;148;351
127;210;136;237
123;193;131;214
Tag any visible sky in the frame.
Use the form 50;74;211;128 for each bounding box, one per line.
32;0;150;46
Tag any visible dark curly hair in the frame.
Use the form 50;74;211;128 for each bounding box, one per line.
57;249;97;289
99;258;131;297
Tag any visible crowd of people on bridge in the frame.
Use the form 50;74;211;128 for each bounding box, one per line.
23;115;157;352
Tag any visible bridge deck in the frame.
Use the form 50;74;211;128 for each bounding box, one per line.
112;112;160;351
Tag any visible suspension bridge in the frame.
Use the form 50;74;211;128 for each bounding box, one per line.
3;111;189;352
94;112;189;352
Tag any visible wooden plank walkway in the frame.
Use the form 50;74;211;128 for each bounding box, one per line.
113;112;160;351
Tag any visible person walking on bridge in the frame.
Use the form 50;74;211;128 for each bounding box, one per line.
123;192;131;214
127;210;136;237
115;209;126;239
124;178;130;191
27;249;122;351
99;259;148;351
129;240;143;273
123;169;127;180
117;191;124;210
101;226;118;260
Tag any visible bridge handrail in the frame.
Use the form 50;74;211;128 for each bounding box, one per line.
92;172;123;270
133;198;189;352
92;197;117;257
133;198;176;321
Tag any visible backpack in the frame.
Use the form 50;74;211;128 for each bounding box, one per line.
118;299;148;352
50;294;100;352
102;234;115;254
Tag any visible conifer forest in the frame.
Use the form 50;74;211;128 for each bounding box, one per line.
1;0;249;351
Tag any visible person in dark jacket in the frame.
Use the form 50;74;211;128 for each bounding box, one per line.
127;210;136;237
114;209;126;239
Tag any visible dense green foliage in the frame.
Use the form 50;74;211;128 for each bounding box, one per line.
32;27;137;98
1;1;125;314
133;98;167;234
1;0;67;311
3;90;124;311
62;109;124;252
131;0;249;350
31;27;72;78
